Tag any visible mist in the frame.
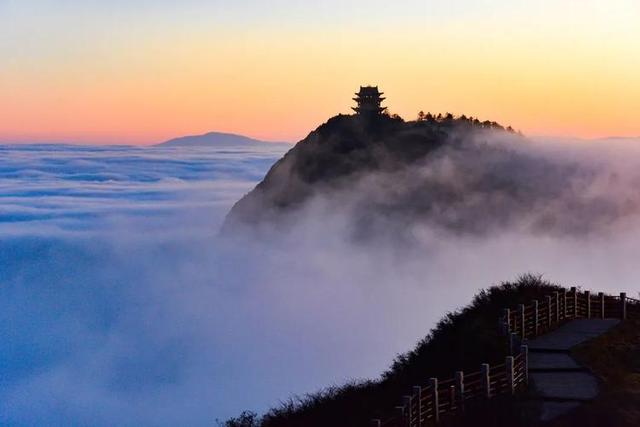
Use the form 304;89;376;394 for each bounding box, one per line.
2;136;640;426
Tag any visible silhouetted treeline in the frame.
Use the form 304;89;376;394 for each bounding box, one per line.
415;110;520;134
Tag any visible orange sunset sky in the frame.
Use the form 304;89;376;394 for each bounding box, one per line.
1;0;639;144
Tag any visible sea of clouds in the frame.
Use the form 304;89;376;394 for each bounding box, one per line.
2;138;640;426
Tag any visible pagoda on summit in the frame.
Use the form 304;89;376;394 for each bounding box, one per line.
352;86;386;116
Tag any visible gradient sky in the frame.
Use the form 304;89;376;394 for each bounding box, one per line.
1;0;639;144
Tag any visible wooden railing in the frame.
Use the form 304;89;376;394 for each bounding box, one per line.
627;296;640;318
502;288;634;346
371;347;528;427
371;288;639;427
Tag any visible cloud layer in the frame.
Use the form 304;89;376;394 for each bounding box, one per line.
2;138;640;426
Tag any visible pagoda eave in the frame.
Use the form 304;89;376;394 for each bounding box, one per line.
352;107;387;113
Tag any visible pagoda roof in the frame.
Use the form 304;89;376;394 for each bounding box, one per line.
355;86;383;96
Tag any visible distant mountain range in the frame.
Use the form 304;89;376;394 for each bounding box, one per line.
155;131;288;147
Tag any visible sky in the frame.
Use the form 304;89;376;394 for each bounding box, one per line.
1;0;639;144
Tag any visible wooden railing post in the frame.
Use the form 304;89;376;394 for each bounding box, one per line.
506;356;515;395
621;292;627;320
509;332;519;355
599;292;605;319
555;291;560;323
518;304;526;339
502;308;511;335
412;386;422;427
454;371;465;413
395;406;405;425
402;395;412;427
532;300;539;336
546;295;553;329
571;287;578;318
521;345;529;386
449;385;456;413
585;291;591;318
429;378;439;423
481;363;491;399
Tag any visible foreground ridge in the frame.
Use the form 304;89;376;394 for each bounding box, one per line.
372;288;639;426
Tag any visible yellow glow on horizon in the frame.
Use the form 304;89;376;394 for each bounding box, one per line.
1;5;639;144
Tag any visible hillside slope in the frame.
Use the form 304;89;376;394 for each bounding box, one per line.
222;275;562;427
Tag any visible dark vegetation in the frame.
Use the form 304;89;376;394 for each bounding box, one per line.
415;110;520;135
221;275;564;427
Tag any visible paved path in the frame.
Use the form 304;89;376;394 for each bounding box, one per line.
526;319;620;421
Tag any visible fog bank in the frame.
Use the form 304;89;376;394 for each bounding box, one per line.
1;138;640;425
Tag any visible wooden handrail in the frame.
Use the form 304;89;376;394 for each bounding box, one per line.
373;346;529;426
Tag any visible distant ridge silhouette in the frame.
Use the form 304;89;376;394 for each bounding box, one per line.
156;131;288;147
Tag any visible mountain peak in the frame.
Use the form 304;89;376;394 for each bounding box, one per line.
222;112;522;234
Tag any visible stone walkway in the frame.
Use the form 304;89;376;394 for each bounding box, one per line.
526;319;620;421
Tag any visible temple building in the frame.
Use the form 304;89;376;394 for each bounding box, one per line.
352;86;387;115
